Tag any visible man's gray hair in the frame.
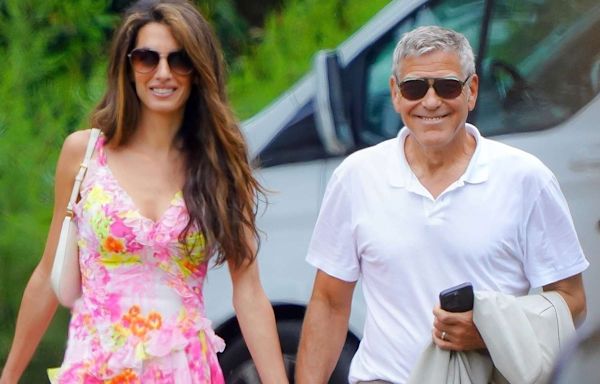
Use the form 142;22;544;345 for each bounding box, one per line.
392;26;475;78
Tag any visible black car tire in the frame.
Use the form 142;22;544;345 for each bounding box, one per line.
219;319;358;383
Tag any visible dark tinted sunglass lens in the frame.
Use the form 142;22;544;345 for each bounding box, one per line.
400;79;429;100
130;49;159;73
434;79;463;99
168;52;193;75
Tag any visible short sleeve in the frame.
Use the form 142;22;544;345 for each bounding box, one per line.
523;175;589;287
306;166;360;282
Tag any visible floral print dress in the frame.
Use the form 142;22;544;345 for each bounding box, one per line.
52;136;225;383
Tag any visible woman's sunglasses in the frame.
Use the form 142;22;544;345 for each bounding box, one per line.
396;75;471;100
128;48;194;75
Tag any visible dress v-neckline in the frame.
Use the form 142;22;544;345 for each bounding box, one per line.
104;163;182;225
97;141;183;225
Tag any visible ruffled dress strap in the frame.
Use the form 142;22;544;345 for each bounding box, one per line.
94;134;108;166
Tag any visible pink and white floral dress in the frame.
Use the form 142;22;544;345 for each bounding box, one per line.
53;136;225;383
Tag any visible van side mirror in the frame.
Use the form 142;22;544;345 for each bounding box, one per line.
314;50;354;155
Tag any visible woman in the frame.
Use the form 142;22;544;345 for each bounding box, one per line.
0;0;288;383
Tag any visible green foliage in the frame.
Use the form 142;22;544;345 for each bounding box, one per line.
198;0;251;64
0;0;116;381
228;0;390;119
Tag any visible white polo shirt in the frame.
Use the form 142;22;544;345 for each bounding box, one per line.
306;124;588;383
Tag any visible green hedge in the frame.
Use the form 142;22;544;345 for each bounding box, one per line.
0;1;116;381
228;0;390;119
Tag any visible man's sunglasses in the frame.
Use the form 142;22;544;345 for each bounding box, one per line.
128;48;194;75
395;75;471;101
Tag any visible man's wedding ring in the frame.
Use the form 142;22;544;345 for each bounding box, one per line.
441;331;447;341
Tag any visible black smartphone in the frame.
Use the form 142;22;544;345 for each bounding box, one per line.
439;282;474;312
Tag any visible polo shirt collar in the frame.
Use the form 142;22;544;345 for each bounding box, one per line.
387;123;489;189
462;123;489;184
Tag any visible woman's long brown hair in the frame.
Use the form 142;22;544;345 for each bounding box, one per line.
91;0;264;268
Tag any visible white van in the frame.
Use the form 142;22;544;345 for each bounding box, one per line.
206;0;600;381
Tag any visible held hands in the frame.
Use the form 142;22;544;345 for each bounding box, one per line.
432;305;486;351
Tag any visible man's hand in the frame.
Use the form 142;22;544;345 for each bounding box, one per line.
432;306;486;351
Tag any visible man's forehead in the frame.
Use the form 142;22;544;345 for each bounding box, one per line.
398;51;463;77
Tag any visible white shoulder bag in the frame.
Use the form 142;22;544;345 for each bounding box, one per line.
51;128;101;307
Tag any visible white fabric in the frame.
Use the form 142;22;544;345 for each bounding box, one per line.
306;124;588;384
407;291;575;384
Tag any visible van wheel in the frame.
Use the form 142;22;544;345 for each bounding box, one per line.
219;319;358;383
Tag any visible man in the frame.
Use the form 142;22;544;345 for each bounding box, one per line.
295;26;588;384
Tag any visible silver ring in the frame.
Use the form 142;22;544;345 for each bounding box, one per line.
441;331;447;341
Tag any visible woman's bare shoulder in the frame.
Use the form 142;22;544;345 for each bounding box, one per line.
60;129;94;160
55;129;99;179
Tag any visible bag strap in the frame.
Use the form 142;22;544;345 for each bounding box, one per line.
65;128;101;217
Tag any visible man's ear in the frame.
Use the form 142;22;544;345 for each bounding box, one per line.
390;75;398;97
390;75;402;112
467;73;479;111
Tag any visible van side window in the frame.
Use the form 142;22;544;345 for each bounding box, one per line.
478;0;600;136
